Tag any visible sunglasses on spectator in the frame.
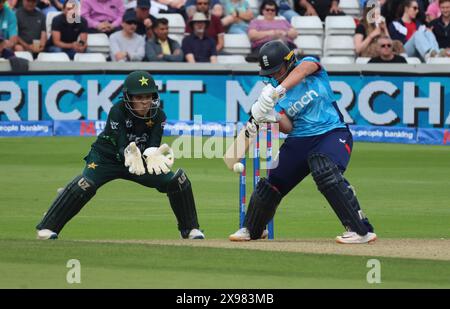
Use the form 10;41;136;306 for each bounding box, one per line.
380;44;392;48
410;6;419;10
264;8;276;12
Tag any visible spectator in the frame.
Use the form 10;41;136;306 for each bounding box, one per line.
132;0;156;37
145;17;183;61
381;0;427;25
426;0;441;22
153;0;188;19
221;0;254;34
37;0;63;15
109;9;145;61
185;0;224;53
185;0;223;18
247;0;297;61
81;0;125;35
0;34;15;59
47;0;87;59
295;0;344;21
0;0;18;50
389;0;440;60
368;35;408;62
15;0;46;56
182;12;217;62
274;0;299;22
354;3;395;57
430;0;450;56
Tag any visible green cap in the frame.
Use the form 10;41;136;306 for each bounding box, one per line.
123;71;158;96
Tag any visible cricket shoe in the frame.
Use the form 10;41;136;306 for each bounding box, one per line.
181;228;205;239
229;228;268;241
36;229;58;240
336;232;377;244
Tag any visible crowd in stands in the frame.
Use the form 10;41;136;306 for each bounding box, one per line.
0;0;448;63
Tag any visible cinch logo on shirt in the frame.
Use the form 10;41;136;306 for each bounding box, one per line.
286;90;319;117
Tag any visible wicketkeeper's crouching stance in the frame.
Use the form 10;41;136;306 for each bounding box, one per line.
36;71;204;240
229;41;376;244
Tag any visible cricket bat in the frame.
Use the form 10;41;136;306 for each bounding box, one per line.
223;115;259;170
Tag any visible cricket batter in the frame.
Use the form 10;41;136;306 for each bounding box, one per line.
229;40;376;244
36;71;205;240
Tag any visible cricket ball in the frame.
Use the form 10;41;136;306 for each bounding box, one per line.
233;162;245;173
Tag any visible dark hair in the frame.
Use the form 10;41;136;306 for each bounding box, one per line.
401;0;418;13
152;18;169;29
439;0;450;4
259;0;279;16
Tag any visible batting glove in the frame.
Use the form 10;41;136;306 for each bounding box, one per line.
257;84;286;113
143;144;175;175
251;102;281;124
124;142;146;176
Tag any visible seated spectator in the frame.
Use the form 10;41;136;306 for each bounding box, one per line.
273;0;299;22
47;0;88;59
15;0;47;56
221;0;254;34
368;36;408;62
426;0;441;22
185;0;223;18
182;12;217;62
295;0;344;21
0;0;18;50
382;0;427;25
133;0;156;38
81;0;125;35
153;0;188;19
109;9;145;61
145;17;183;61
389;0;440;60
37;0;64;15
0;35;15;59
354;3;397;57
430;0;450;56
185;0;224;53
247;0;297;61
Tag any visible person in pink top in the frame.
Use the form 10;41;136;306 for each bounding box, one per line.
81;0;125;35
246;0;297;61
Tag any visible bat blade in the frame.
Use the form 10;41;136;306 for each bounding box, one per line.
223;117;258;170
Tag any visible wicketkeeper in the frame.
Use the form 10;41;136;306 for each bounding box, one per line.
229;40;376;244
36;71;205;240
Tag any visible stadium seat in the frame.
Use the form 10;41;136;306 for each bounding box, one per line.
406;57;421;64
169;34;184;46
339;0;361;17
86;33;110;55
74;53;107;62
426;57;450;64
248;0;259;15
320;56;355;64
294;35;322;57
14;51;34;62
325;16;356;36
223;34;251;55
217;55;247;64
355;57;370;64
46;11;61;38
291;16;324;36
323;35;355;56
36;52;71;62
155;13;185;34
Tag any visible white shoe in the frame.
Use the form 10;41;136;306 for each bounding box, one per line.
229;228;268;241
37;229;58;240
188;229;205;239
336;232;377;244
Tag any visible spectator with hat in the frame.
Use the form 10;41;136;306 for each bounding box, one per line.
182;12;217;62
128;0;157;37
109;9;145;61
81;0;125;35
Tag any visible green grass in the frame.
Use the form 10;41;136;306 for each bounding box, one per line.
0;137;449;288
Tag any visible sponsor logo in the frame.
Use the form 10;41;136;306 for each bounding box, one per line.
262;55;269;67
125;119;133;128
286;90;319;117
110;121;119;130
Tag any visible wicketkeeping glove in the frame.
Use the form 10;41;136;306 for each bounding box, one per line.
124;142;146;176
143;144;175;175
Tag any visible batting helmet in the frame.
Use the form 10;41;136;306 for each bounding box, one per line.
258;40;296;77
